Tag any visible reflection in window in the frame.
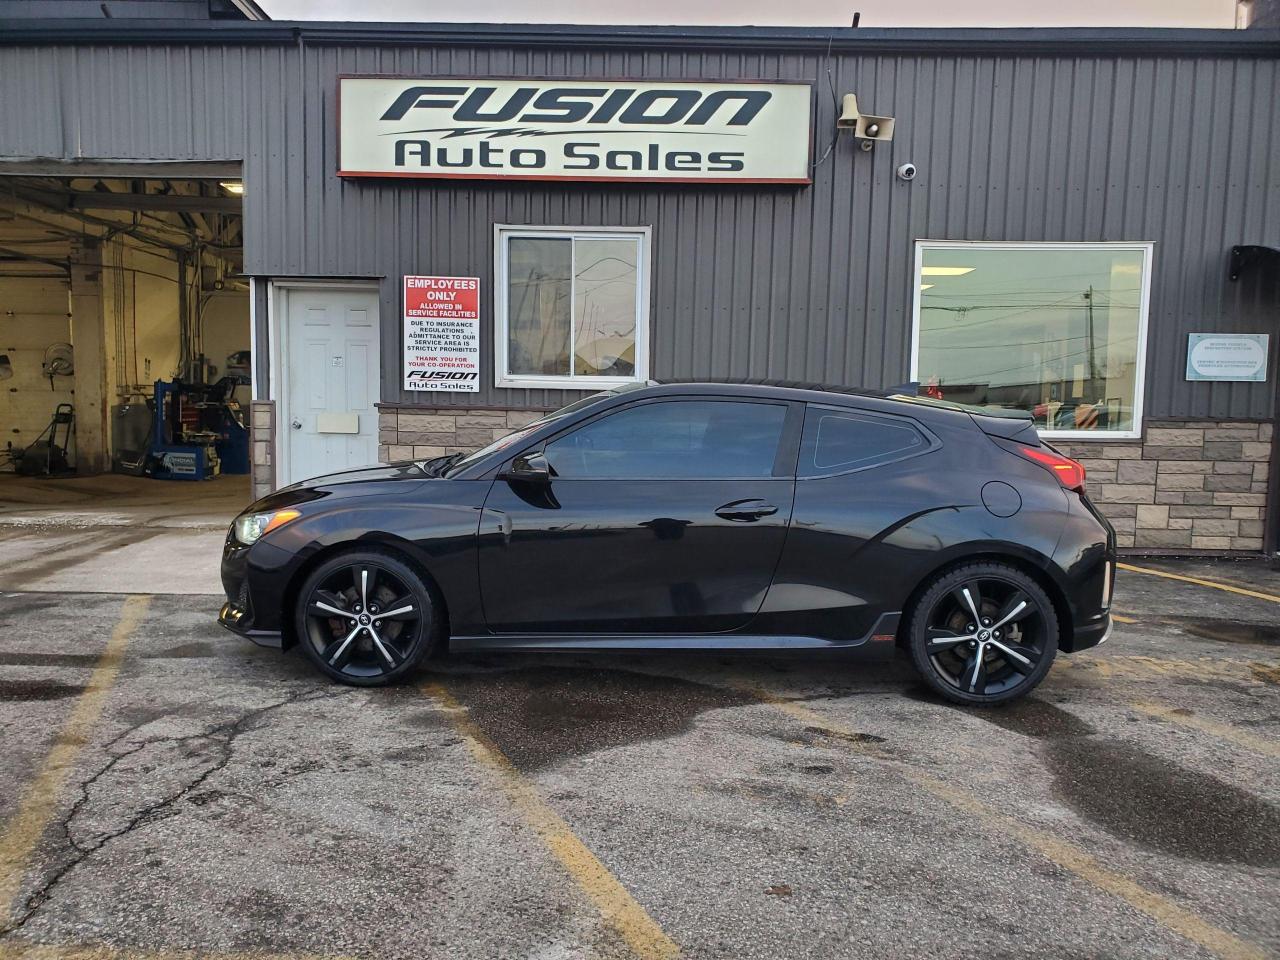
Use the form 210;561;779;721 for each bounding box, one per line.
913;244;1150;435
501;230;646;387
507;237;571;376
573;238;639;377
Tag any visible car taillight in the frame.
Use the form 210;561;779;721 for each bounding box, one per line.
1016;445;1087;493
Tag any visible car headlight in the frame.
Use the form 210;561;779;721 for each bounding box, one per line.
233;508;300;545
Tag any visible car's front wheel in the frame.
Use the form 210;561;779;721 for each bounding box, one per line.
295;550;438;686
906;562;1058;706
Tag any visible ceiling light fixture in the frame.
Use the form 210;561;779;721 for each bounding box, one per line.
219;181;245;196
920;266;975;277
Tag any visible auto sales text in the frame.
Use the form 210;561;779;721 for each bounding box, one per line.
393;140;745;174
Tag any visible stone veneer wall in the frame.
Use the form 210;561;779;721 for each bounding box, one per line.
249;400;275;502
376;407;1272;554
377;405;546;462
1056;420;1270;552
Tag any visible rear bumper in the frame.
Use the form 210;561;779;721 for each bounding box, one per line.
1066;611;1111;653
1052;490;1116;654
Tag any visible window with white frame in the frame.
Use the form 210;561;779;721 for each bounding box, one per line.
911;242;1153;438
495;226;650;390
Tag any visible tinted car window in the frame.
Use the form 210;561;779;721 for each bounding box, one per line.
800;406;928;476
546;400;787;479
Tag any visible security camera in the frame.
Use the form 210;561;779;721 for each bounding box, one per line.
896;162;917;181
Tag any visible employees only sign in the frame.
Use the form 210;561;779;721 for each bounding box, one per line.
403;276;481;392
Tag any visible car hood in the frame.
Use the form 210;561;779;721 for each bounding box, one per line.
279;461;435;491
244;461;439;515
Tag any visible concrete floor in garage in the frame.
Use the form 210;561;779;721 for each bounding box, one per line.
0;474;247;595
0;555;1277;960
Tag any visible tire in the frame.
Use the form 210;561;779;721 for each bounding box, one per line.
905;562;1058;706
294;549;439;686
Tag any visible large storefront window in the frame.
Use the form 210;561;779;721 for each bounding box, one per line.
496;226;650;390
911;242;1152;438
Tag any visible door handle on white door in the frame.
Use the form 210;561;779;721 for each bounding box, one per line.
291;419;302;430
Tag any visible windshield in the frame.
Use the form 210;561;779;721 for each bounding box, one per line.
443;384;648;476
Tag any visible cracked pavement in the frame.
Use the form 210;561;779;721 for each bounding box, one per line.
1;561;1279;959
7;689;329;938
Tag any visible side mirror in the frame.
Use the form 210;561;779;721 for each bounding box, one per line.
500;450;551;484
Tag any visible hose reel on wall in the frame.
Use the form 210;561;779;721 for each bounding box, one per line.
41;341;73;389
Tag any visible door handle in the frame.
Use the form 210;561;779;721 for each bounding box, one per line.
491;510;513;543
291;418;302;430
715;499;779;522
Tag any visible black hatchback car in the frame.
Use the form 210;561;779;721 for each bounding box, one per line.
220;381;1114;705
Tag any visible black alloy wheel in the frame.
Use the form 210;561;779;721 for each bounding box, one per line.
295;550;437;686
907;562;1058;706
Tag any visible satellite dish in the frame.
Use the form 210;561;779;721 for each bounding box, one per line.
42;342;74;387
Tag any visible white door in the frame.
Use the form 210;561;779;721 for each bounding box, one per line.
281;286;380;484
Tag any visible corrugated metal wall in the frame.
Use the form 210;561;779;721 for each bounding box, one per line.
2;37;1276;419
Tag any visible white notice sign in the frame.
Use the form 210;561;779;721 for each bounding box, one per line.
1185;333;1269;382
403;275;481;392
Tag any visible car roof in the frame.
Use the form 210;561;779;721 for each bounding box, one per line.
634;378;950;418
644;379;1033;423
656;378;891;402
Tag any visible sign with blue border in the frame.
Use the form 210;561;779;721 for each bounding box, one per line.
1185;333;1269;382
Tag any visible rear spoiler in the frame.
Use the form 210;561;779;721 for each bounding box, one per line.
968;409;1040;446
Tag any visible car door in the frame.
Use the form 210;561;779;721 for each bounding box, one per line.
477;396;800;635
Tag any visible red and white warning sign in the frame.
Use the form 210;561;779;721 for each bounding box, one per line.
402;275;481;392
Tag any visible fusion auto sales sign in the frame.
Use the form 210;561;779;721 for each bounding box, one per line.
339;77;813;183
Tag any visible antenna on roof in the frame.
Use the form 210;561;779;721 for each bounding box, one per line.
852;11;861;27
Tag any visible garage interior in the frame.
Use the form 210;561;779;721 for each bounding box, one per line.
0;171;250;528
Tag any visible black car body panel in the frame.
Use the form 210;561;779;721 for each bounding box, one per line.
219;381;1114;659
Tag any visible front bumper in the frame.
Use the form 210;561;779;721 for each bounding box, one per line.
219;600;284;648
219;536;287;649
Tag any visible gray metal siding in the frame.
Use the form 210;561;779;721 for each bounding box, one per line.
0;42;258;161
1;38;1276;418
0;1;217;18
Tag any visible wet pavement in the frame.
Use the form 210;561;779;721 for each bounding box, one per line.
0;560;1277;959
0;474;244;595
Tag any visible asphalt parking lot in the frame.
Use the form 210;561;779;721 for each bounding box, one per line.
1;560;1278;960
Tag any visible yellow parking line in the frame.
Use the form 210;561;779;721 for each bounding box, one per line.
1061;654;1279;686
422;681;680;960
1112;613;1138;624
1131;701;1280;759
0;595;151;923
747;685;1267;960
1117;563;1280;605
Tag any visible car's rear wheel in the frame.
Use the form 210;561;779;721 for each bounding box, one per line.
906;562;1058;706
295;550;437;686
